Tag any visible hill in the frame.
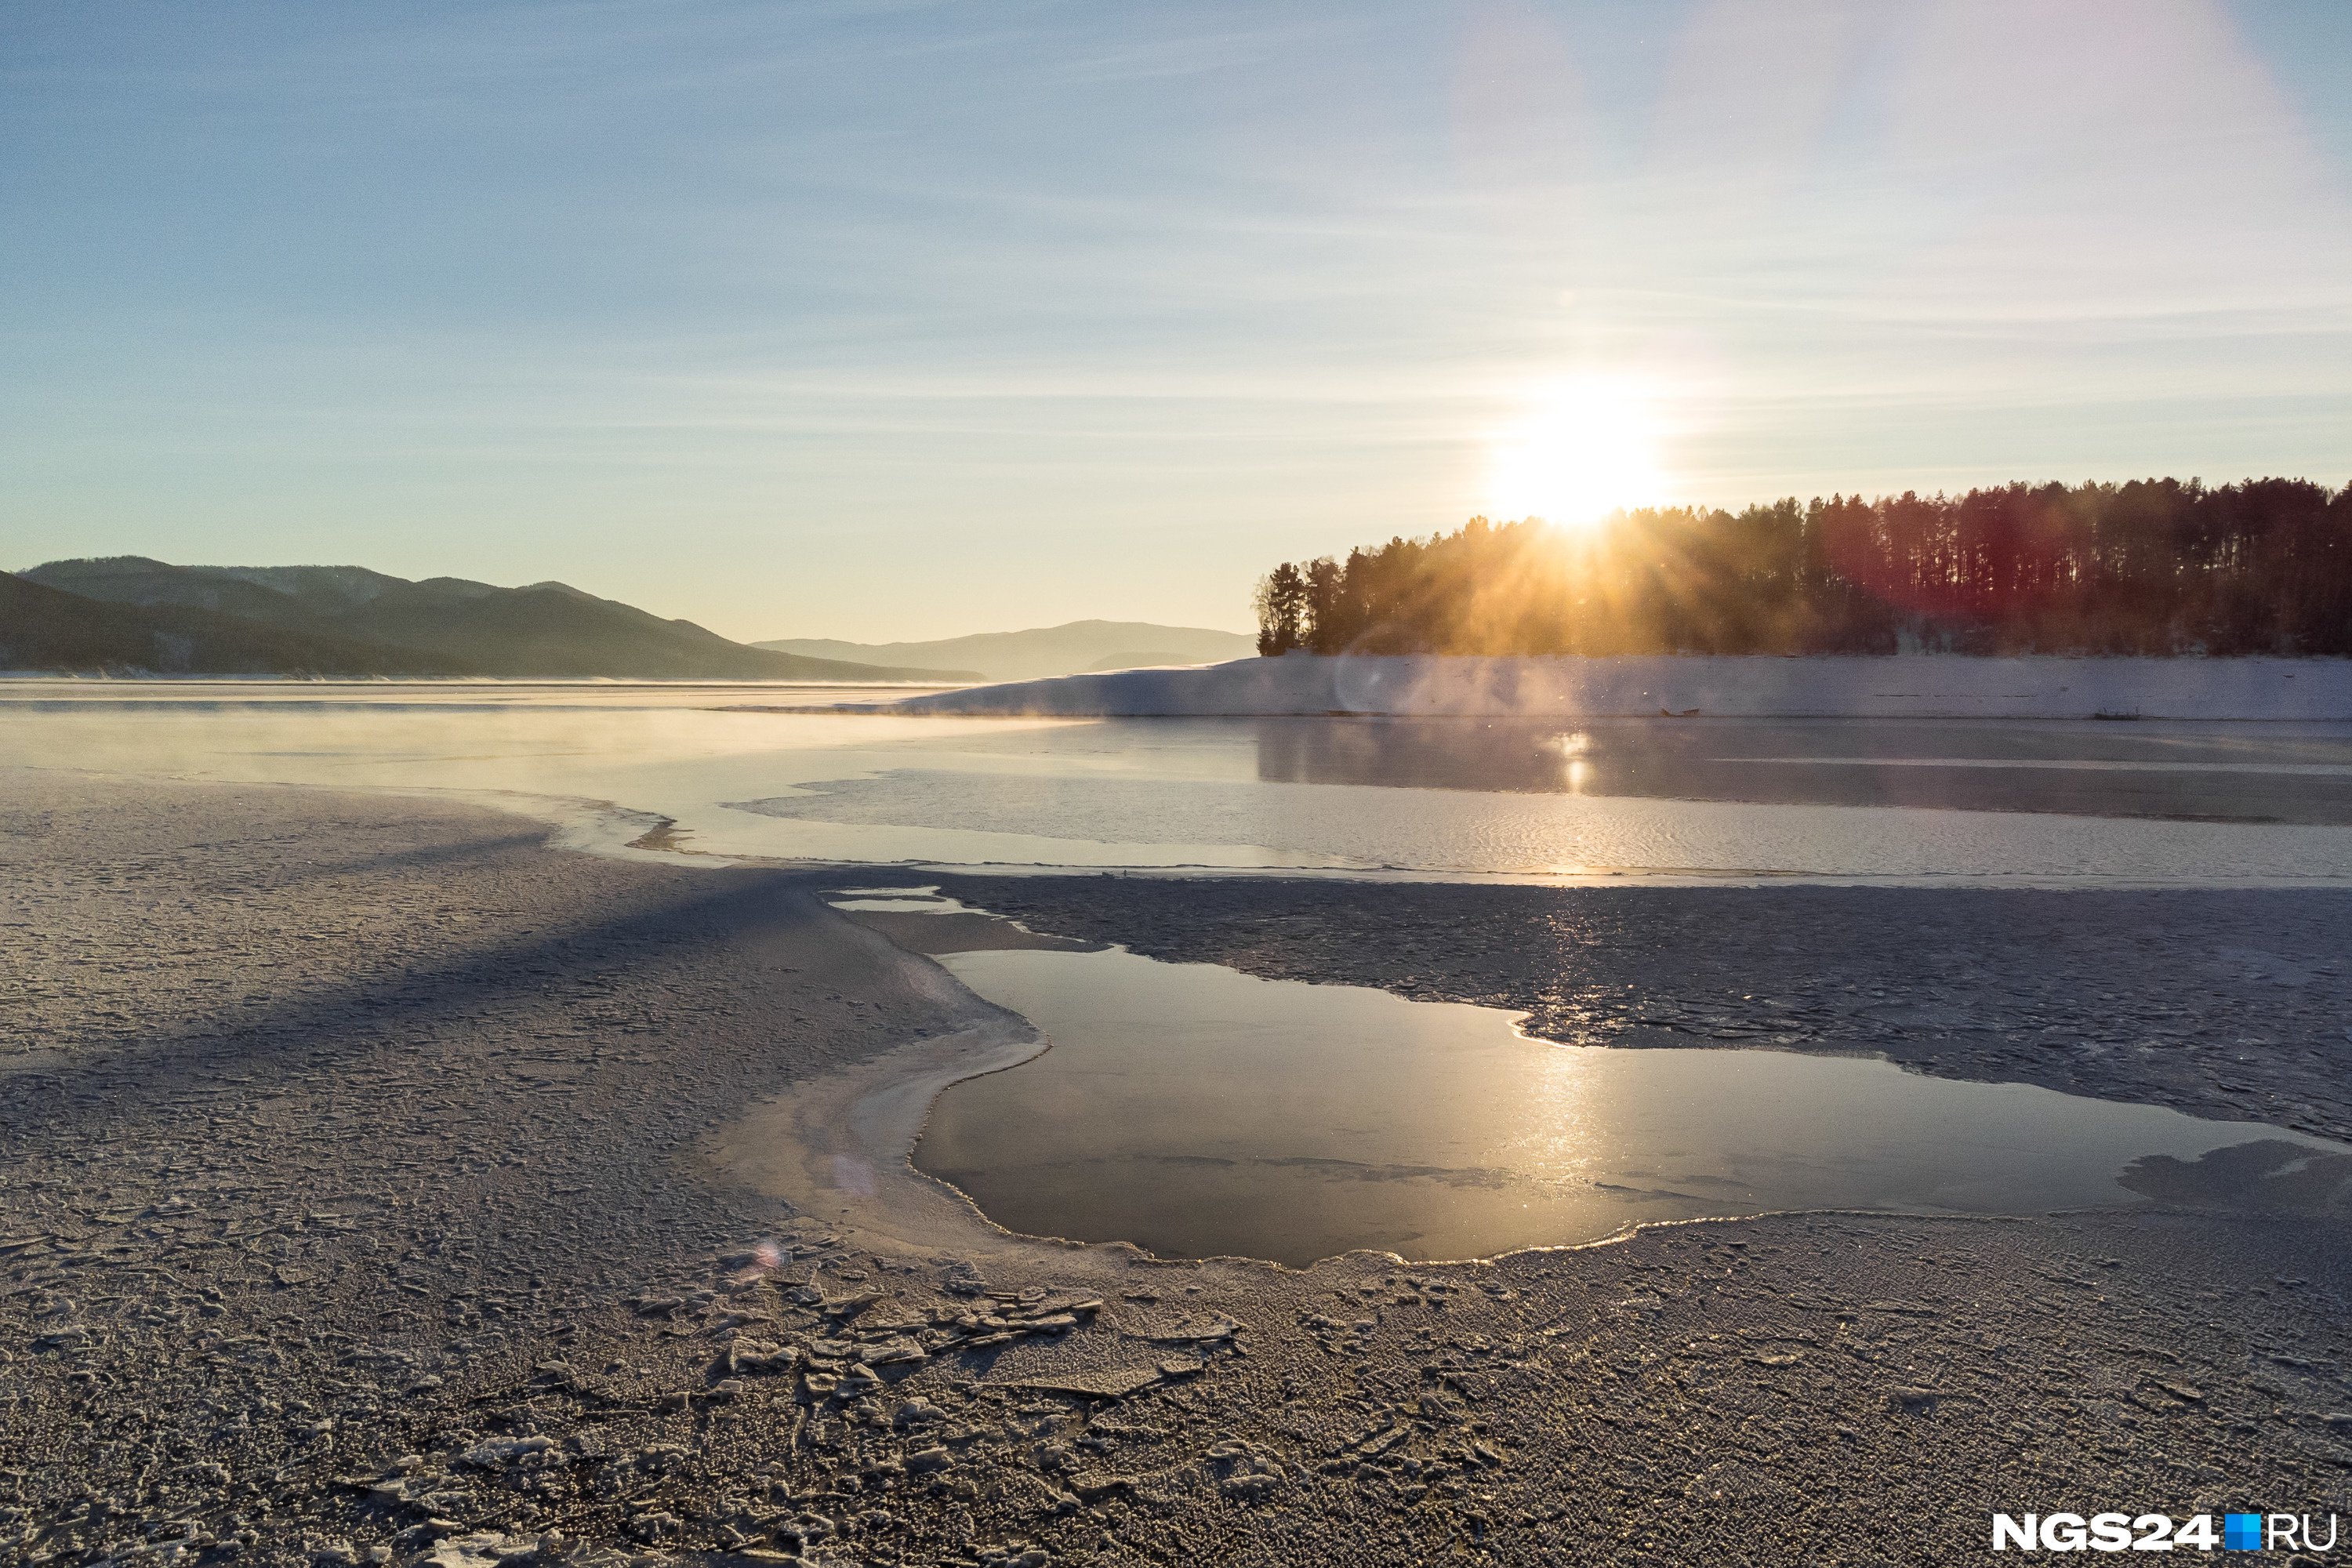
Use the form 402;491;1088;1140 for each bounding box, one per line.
0;572;472;676
15;557;977;681
1084;650;1203;671
753;619;1254;681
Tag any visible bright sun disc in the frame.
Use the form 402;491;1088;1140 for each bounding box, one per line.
1489;382;1665;528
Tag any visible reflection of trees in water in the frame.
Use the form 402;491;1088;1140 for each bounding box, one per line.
1250;717;2352;824
1253;719;1579;793
2119;1139;2352;1216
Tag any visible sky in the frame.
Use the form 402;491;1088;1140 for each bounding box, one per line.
3;0;2349;643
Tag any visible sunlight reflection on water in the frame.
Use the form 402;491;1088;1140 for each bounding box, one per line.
898;911;2352;1266
4;682;2350;884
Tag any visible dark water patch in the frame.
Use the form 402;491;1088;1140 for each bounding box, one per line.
2119;1138;2352;1214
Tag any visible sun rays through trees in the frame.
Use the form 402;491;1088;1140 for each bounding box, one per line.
1254;479;2352;659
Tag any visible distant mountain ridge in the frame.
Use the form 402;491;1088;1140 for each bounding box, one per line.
8;557;978;681
755;619;1254;681
0;571;474;677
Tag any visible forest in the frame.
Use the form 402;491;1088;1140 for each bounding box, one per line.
1253;479;2352;658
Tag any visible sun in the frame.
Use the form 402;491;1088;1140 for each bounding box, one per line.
1488;380;1667;529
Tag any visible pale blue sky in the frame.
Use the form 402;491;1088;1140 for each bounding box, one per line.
4;0;2347;641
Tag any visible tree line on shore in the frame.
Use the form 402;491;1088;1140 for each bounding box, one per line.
1252;478;2352;658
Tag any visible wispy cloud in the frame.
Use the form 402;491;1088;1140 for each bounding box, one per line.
1;0;2345;638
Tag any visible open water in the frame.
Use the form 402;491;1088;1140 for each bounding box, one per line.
5;681;2351;883
851;893;2352;1265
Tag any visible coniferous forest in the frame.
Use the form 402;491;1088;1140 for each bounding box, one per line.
1254;478;2352;658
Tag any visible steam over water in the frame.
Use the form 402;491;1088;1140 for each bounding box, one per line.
5;681;2352;884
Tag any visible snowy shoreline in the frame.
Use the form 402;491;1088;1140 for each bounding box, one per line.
887;653;2352;721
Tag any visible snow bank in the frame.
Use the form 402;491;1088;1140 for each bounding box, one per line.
889;655;2352;720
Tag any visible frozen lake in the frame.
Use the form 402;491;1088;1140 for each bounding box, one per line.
5;680;2352;883
12;680;2347;1270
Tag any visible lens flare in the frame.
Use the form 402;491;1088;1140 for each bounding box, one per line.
1489;380;1666;528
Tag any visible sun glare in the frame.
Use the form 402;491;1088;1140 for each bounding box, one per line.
1488;381;1666;529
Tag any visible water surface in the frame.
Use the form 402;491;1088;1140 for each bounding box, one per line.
5;681;2350;884
884;898;2352;1265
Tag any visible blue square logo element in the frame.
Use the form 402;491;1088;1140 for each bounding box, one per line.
2225;1514;2265;1551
